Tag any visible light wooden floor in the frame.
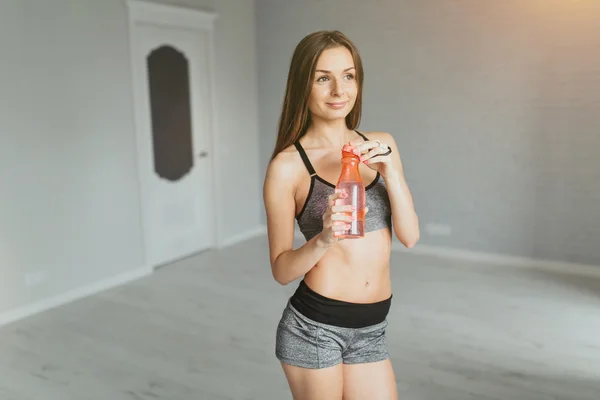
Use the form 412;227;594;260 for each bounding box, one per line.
0;235;599;399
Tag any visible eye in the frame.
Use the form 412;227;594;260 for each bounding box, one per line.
316;76;329;82
344;74;355;80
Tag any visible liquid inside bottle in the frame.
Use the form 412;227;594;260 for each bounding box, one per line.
335;145;366;239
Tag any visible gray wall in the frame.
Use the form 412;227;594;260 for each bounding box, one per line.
257;0;600;266
0;0;260;316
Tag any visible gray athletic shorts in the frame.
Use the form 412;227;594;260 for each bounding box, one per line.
275;301;389;369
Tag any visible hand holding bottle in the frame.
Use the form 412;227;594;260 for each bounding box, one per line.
316;190;355;248
317;190;369;248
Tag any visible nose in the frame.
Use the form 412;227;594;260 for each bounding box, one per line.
331;78;344;97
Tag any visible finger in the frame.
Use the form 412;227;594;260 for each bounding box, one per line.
363;155;391;165
332;223;351;232
329;190;345;201
350;140;380;153
332;220;349;226
331;204;354;213
329;190;348;205
360;145;388;161
348;141;362;152
331;213;354;222
359;148;377;161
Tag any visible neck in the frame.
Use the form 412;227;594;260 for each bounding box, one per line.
304;117;351;148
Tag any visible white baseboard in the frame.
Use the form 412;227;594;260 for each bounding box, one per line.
291;228;600;278
392;242;600;279
0;225;269;329
0;265;152;329
219;225;267;249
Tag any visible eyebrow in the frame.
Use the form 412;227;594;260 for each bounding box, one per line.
315;67;356;73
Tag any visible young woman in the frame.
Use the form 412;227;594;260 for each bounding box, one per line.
263;30;420;400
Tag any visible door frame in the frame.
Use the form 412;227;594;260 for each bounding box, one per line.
126;0;220;269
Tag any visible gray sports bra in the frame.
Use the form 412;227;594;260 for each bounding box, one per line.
294;131;392;241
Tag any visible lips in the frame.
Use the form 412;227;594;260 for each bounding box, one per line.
326;101;347;109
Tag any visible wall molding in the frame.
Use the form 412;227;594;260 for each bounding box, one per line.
0;265;152;329
3;228;596;329
391;241;600;279
0;224;263;329
288;227;600;279
126;0;217;30
218;225;267;249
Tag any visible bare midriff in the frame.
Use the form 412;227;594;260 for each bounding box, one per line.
303;228;393;304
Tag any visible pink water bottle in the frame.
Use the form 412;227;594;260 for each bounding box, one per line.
335;144;366;238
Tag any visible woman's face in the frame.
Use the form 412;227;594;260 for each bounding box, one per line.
307;46;358;121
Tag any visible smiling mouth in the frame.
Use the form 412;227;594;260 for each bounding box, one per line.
326;102;347;109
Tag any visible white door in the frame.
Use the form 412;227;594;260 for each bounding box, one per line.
128;3;217;268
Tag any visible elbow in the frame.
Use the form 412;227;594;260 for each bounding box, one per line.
270;260;292;286
272;270;286;285
270;249;299;286
403;239;418;249
399;237;418;249
393;214;420;249
396;229;420;249
273;272;292;286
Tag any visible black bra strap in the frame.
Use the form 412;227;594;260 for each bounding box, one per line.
293;141;317;176
355;130;369;141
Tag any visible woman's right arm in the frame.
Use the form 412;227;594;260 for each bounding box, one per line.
263;154;352;285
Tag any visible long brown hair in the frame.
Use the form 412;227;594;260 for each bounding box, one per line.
270;30;364;160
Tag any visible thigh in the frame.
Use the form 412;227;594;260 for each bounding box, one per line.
343;319;389;365
276;304;344;369
281;362;344;400
342;359;398;400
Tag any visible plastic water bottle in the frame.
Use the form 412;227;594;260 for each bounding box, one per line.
335;144;366;238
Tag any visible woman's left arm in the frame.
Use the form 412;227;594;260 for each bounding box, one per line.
353;132;420;248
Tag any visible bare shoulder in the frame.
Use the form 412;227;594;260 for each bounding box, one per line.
263;143;305;196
